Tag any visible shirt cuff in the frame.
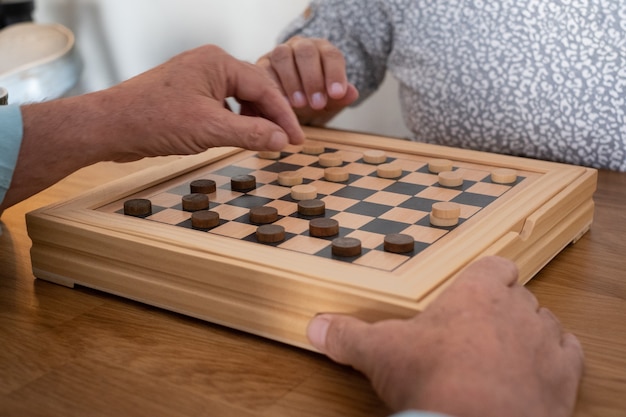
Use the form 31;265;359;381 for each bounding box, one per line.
0;104;24;205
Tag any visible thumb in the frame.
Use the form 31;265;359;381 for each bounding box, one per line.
307;313;373;368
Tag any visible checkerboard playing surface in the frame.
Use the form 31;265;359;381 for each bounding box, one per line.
104;142;525;272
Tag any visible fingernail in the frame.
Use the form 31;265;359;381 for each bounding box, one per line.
311;92;326;109
268;131;287;151
292;91;306;107
307;314;331;352
330;82;344;97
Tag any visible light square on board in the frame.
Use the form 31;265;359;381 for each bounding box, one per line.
211;204;250;221
148;192;185;208
401;224;449;244
339;150;364;163
211;188;243;204
458;203;482;218
210;221;258;239
147;208;192;225
321;195;360;212
297;165;326;181
364;190;413;207
234;155;276;170
343;161;378;176
331;211;376;230
378;206;429;224
249;183;292;200
266;199;299;217
309;179;348;195
399;171;439;187
275;216;310;234
353;249;409;271
345;229;386;250
350;176;397;191
455;168;490;182
394;158;427;172
249;169;279;185
278;234;332;254
280;152;320;167
466;181;512;197
416;186;463;202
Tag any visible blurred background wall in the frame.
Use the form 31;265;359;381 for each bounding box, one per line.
30;0;410;138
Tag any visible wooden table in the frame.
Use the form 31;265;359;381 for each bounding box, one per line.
1;159;625;417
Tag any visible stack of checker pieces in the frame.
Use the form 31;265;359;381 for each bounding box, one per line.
120;140;522;273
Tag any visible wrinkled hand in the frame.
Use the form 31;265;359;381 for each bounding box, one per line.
102;44;305;161
257;36;359;125
307;256;584;417
2;45;306;212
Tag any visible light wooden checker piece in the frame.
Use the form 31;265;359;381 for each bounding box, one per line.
277;171;303;186
430;202;461;227
26;126;597;350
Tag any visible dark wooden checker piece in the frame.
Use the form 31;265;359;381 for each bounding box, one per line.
191;210;220;229
249;206;278;224
123;198;152;217
256;224;285;243
332;237;362;257
297;199;325;216
309;218;339;237
231;174;256;192
190;179;216;194
384;233;415;253
182;193;210;212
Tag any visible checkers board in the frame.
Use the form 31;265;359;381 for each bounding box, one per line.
26;127;597;349
107;140;524;271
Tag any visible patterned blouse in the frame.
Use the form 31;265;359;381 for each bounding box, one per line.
281;0;626;171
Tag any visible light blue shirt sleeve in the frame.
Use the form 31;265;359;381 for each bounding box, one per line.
0;104;23;205
390;411;453;417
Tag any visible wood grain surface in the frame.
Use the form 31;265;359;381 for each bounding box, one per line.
1;158;624;417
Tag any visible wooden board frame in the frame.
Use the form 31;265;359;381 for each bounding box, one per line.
26;127;597;349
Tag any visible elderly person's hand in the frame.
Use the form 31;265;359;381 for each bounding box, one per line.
307;256;584;417
257;36;359;125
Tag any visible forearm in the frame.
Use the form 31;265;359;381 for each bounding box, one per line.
0;91;117;211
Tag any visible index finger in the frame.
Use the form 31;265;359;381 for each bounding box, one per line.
227;59;305;145
291;37;327;109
